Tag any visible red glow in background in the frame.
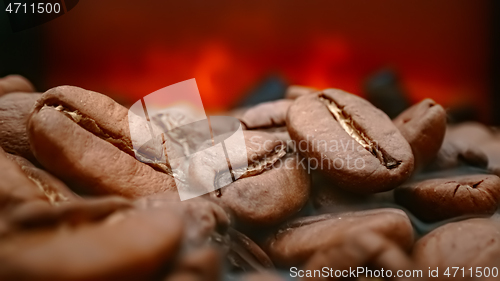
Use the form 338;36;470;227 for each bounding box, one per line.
41;1;491;119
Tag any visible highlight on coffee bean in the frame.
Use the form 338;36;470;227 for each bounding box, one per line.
1;1;498;280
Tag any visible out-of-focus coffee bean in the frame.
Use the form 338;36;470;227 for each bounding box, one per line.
239;99;293;130
163;246;221;281
0;147;50;209
285;85;318;100
226;227;274;271
413;218;500;271
395;174;500;222
28;86;177;198
239;272;286;281
0;206;184;280
304;231;418;281
0;75;35;96
429;122;493;170
0;92;41;162
7;196;132;231
287;89;414;193
6;153;78;204
393;99;446;171
190;131;310;226
135;192;229;246
310;171;394;211
239;99;294;144
264;208;413;267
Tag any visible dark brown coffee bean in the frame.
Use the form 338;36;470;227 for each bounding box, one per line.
0;75;35;96
304;231;417;281
6;196;132;231
393;99;446;171
240;100;293;130
287;89;414;193
285;85;318;100
482;140;500;176
0;147;50;209
413;218;500;270
6;154;78;204
310;171;394;211
239;272;286;281
395;174;500;222
28;86;177;198
135;192;229;245
0;207;183;280
264;208;413;267
0;92;41;162
164;246;221;281
226;228;274;271
189;131;310;226
429;122;493;170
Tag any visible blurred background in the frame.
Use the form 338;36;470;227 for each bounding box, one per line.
0;0;498;122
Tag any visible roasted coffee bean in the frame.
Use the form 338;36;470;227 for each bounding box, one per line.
310;171;394;211
429;122;493;170
239;272;286;281
28;86;177;198
285;85;318;100
135;192;229;246
0;206;183;280
0;147;50;209
239;100;294;146
6;196;131;232
413;218;500;270
164;246;221;281
239;100;293;130
189;131;310;226
0;92;41;162
264;208;413;267
287;89;414;193
481;138;500;176
6;154;78;204
393;99;446;171
395;174;500;222
226;228;274;271
304;231;417;281
0;75;35;96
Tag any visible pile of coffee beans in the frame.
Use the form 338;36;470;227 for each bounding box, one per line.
1;75;500;280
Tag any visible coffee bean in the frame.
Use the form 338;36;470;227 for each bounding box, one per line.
6;196;131;231
226;227;274;271
164;246;222;281
264;208;413;267
6;153;78;204
240;99;293;130
0;75;35;97
0;206;183;280
0;92;41;162
304;231;417;280
285;85;318;100
135;192;229;245
413;218;500;269
189;131;310;226
0;147;49;209
395;174;500;222
310;171;394;211
287;89;414;193
429;122;493;170
239;272;286;281
393;99;446;171
28;86;177;198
